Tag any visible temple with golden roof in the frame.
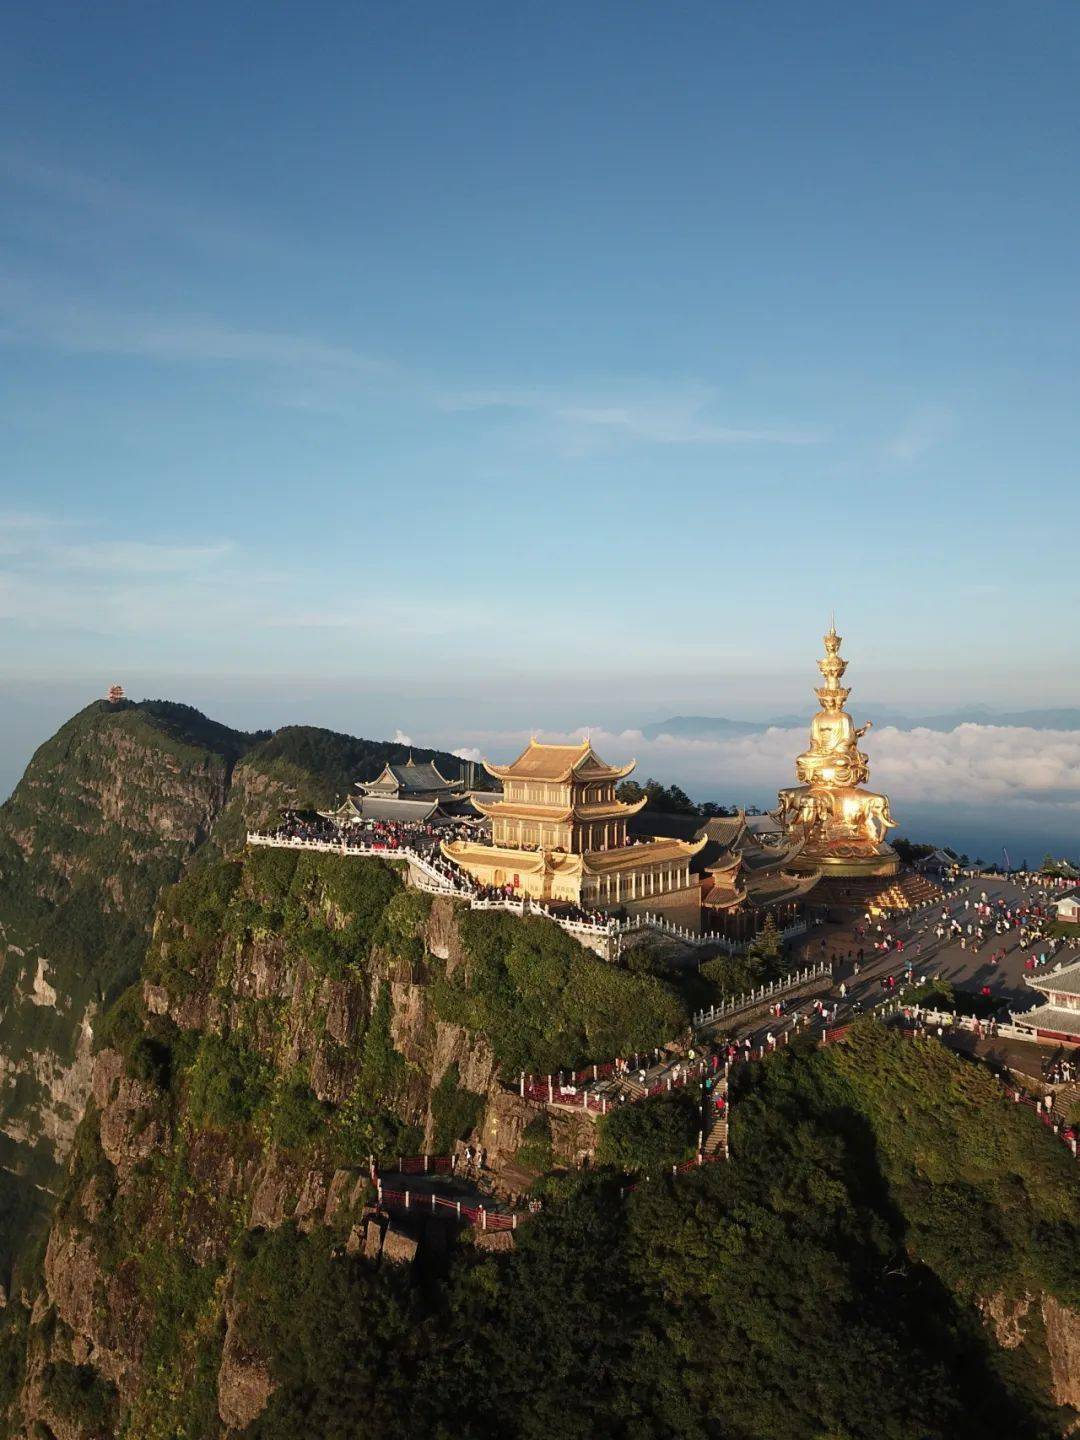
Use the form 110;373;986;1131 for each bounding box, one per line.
775;624;899;878
441;738;705;924
699;812;822;913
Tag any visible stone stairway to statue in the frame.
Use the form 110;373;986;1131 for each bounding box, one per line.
702;1079;729;1159
1051;1080;1080;1125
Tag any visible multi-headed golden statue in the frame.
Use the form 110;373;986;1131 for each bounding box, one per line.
776;624;899;877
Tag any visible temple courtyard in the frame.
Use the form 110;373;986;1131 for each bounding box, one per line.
795;873;1080;1013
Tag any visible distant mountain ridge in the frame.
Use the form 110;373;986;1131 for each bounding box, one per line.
642;706;1080;739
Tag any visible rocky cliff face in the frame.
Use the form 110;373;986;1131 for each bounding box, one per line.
2;847;536;1437
0;705;471;1299
0;701;256;1288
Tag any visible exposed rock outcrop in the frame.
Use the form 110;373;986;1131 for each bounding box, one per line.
977;1289;1034;1349
1042;1294;1080;1412
218;1301;276;1431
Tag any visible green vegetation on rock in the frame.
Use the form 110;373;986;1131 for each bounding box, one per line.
596;1090;700;1174
429;1062;484;1154
435;909;690;1074
0;698;1078;1439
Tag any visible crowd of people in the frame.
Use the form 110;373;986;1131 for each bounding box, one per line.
925;889;1068;960
273;811;476;856
1044;1052;1077;1086
264;813;613;930
831;878;1080;984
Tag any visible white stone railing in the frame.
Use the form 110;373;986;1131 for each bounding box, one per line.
876;999;1049;1046
247;831;410;861
245;832;807;958
471;898;527;916
615;912;807;954
246;831;470;896
692;959;832;1030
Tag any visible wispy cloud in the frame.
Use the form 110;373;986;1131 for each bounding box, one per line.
0;512;69;555
1;148;824;448
883;405;953;464
0;145;298;265
0;515;491;649
0;278;385;374
443;382;823;448
49;541;234;575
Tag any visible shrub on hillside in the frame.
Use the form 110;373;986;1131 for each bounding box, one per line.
435;911;689;1074
596;1091;700;1174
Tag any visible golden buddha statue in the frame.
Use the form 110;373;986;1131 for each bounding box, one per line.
776;623;899;877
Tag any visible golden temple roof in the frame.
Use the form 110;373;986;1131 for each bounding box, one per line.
469;795;649;823
470;796;573;821
441;840;584;876
483;737;636;784
582;835;706;873
704;866;821;911
440;834;704;877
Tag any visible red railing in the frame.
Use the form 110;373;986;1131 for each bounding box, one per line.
619;1151;727;1196
384;1154;457;1176
521;1057;712;1110
1002;1086;1078;1159
821;1024;851;1046
375;1182;521;1230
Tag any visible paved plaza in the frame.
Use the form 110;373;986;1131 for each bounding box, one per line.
793;874;1079;1015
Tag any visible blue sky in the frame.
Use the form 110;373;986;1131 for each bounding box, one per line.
2;1;1080;785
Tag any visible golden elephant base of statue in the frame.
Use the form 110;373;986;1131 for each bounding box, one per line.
787;842;900;878
775;782;900;877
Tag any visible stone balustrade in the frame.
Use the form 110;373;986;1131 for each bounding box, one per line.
691;959;833;1030
246;831;807;961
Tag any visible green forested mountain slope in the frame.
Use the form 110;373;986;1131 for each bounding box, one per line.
0;846;1075;1439
0;700;258;1285
207;725;471;853
0;700;471;1297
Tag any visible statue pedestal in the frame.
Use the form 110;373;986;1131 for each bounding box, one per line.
787;842;898;879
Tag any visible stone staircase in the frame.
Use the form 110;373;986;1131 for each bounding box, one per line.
701;1079;729;1159
703;1114;728;1158
814;871;943;918
1051;1081;1080;1125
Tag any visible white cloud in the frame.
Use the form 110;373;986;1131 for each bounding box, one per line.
452;746;484;763
0;145;301;265
884;405;953;464
48;540;233;574
440;382;822;448
392;729;413;746
451;722;1080;810
0;280;384;374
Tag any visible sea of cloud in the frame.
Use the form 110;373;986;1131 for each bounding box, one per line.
448;722;1080;815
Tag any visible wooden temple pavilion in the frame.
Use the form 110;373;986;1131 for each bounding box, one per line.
1016;959;1080;1046
697;814;821;913
623;809;821;917
323;754;482;826
441;738;705;924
